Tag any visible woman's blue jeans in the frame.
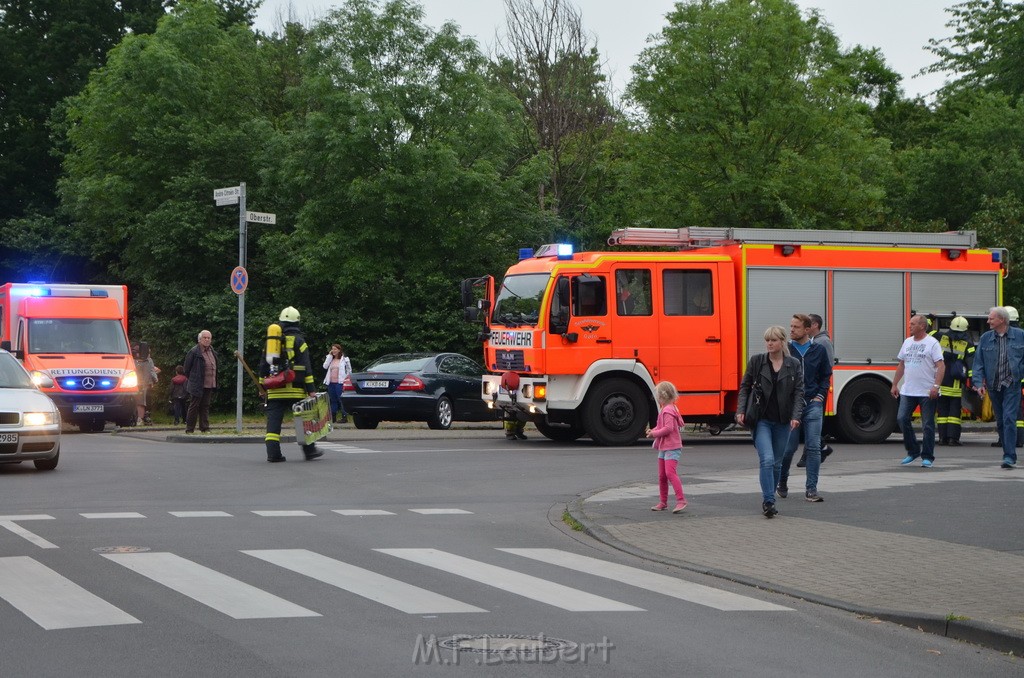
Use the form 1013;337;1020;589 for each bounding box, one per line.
327;383;345;420
753;419;791;503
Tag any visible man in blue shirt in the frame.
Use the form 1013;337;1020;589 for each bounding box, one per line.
778;314;833;501
973;306;1024;469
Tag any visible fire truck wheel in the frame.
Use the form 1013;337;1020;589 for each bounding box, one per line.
836;377;897;444
427;396;453;430
352;414;379;430
582;378;650;446
77;419;106;433
535;420;586;442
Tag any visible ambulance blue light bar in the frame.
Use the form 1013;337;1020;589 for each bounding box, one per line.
519;248;534;260
556;243;573;260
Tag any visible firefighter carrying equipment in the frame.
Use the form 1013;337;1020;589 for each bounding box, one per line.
937;323;976;444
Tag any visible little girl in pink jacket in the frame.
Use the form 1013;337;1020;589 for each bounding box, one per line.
646;381;687;513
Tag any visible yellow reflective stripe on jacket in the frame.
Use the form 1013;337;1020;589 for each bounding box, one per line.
267;334;307;399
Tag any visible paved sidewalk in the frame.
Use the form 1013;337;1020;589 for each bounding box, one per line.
570;462;1024;656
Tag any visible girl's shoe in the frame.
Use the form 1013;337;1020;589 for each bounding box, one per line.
672;502;688;513
650;503;668;511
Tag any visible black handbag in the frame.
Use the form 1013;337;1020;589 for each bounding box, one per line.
744;355;766;428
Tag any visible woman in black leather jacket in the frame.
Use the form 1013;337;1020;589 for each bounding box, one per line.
736;325;804;518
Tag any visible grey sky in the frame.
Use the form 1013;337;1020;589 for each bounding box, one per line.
255;0;956;100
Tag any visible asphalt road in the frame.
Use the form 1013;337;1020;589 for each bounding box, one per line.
0;428;1018;677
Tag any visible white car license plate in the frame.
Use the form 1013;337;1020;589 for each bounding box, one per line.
363;380;389;388
0;433;17;444
73;404;104;413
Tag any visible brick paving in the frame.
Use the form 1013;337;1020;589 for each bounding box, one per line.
576;488;1024;655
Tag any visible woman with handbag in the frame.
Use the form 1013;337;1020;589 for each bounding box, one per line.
736;325;804;518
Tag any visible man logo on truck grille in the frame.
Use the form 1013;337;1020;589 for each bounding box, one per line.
81;377;96;390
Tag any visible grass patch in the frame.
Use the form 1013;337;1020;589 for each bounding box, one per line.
562;510;584;532
945;613;970;621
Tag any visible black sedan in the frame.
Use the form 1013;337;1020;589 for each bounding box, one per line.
341;353;497;430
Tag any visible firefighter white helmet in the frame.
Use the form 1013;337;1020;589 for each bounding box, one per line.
279;306;301;322
950;316;969;332
1006;306;1019;322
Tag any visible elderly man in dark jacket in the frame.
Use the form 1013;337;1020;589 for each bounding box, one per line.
183;329;218;433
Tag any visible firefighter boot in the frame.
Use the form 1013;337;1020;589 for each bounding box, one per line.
303;443;323;461
266;440;286;463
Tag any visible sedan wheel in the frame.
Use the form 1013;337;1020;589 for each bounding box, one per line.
34;450;59;471
427;396;453;430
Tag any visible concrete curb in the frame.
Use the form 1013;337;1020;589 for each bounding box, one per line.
566;489;1024;656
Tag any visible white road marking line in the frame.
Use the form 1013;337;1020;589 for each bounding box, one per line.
0;520;58;549
588;462;1024;502
376;548;644;612
168;511;233;518
244;549;486;614
80;512;146;519
0;556;140;629
316;442;378;454
101;552;319;619
0;514;54;521
332;510;396;516
251;510;315;517
499;548;792;612
408;509;473;515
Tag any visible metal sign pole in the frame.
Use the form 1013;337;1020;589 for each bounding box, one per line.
236;183;246;434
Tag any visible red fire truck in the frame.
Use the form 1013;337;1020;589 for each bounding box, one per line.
462;227;1006;445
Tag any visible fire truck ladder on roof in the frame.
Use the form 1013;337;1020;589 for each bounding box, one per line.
607;227;979;251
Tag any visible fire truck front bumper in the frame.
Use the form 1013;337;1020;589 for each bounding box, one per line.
481;374;548;415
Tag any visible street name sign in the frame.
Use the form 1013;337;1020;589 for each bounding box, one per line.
246;211;276;224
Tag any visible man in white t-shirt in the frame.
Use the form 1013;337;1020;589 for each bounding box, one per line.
890;315;945;467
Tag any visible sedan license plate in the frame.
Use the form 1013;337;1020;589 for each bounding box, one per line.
0;433;17;444
73;404;104;413
362;380;390;389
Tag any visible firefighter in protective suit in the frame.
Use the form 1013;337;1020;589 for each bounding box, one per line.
936;316;974;446
259;306;323;463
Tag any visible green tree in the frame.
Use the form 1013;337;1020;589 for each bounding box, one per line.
491;0;616;247
58;0;277;397
625;0;890;230
0;0;168;281
259;0;548;362
927;0;1024;99
889;91;1024;229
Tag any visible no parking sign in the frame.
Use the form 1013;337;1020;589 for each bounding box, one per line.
230;266;248;295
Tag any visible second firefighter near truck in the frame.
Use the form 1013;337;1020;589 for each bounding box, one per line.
259;306;324;463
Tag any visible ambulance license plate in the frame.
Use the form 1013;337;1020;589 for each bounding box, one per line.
0;433;17;444
73;404;104;413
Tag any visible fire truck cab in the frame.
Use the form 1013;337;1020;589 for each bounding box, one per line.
463;228;1005;446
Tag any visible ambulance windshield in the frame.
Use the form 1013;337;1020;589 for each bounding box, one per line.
28;318;130;355
491;274;548;327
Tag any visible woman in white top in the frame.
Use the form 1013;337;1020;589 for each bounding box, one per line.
323;343;352;423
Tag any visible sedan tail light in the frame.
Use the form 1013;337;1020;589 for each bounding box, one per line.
342;376;355;391
396;374;425;391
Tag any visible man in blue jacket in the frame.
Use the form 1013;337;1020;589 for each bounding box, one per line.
778;314;833;501
972;306;1024;469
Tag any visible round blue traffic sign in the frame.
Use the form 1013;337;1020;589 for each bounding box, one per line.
230;266;248;294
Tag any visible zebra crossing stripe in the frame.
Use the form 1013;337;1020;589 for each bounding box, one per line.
408;509;473;515
81;512;146;519
0;556;140;629
498;549;792;612
101;552;320;619
376;548;644;612
169;511;233;518
0;519;58;549
244;549;486;614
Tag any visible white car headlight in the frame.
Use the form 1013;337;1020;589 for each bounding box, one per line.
24;412;57;426
121;371;139;389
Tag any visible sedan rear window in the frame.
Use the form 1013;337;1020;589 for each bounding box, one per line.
365;356;432;372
